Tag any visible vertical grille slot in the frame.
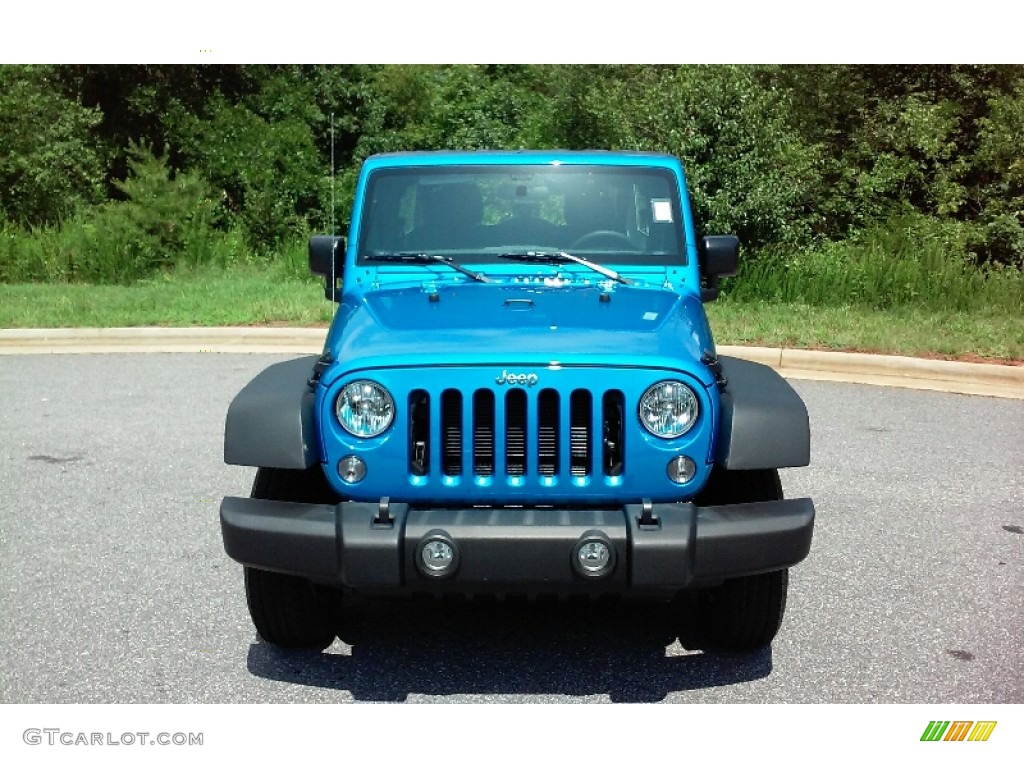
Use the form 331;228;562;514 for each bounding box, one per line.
505;389;527;476
602;390;625;476
409;390;430;476
537;389;560;476
473;390;495;476
441;389;463;475
570;390;592;477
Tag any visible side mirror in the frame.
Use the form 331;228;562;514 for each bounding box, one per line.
699;235;739;302
309;235;345;301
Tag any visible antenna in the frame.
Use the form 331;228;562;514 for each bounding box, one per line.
330;112;337;303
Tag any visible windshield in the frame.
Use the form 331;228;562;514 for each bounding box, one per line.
357;164;684;266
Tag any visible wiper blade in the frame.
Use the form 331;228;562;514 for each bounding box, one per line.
364;252;490;283
498;250;630;285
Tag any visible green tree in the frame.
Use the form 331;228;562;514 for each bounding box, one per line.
972;81;1024;265
0;65;106;226
529;65;822;250
772;64;1024;263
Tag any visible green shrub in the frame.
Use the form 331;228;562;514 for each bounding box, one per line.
166;88;324;252
727;215;1023;312
0;141;235;284
0;65;106;226
270;233;318;283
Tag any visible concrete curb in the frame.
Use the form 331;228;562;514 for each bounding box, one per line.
717;345;1023;400
0;327;327;355
1;327;1021;400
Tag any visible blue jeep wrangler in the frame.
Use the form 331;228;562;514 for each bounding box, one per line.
220;151;815;651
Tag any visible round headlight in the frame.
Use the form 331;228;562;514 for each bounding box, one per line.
336;380;395;437
638;380;699;438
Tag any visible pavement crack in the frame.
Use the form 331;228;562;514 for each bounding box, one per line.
945;649;975;662
28;454;84;465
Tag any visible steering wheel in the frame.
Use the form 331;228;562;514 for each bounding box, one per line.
569;230;634;250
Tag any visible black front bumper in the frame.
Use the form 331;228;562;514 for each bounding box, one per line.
220;496;814;595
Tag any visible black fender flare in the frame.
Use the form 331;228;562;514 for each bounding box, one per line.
224;355;319;469
715;356;810;469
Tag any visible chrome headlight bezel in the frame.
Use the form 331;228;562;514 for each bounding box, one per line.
335;380;395;438
638;380;699;439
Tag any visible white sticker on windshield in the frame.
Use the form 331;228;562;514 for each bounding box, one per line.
652;199;673;223
643;311;658;321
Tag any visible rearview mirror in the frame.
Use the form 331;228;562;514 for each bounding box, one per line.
309;235;345;301
699;235;739;302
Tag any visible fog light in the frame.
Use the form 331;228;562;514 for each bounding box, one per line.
573;533;616;578
666;455;696;484
417;532;459;578
579;541;610;570
338;455;366;484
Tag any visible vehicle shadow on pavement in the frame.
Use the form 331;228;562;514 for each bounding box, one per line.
245;596;773;702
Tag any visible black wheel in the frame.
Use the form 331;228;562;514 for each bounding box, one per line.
243;466;341;650
569;230;635;250
686;468;789;650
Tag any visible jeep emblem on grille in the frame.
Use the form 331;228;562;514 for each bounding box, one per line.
496;370;539;387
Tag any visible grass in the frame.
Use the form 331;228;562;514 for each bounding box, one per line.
707;300;1024;363
0;266;1021;362
0;267;334;329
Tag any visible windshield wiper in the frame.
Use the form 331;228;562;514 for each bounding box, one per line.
498;250;630;285
364;252;490;283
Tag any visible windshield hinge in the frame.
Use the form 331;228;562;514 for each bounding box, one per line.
701;352;728;389
307;352;334;390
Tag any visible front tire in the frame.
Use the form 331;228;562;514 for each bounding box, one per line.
245;567;338;650
694;568;789;651
687;468;790;650
243;467;340;650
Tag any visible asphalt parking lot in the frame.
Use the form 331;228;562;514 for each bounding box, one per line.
1;354;1021;703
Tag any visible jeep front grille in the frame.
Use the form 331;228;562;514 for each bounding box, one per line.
409;387;625;481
